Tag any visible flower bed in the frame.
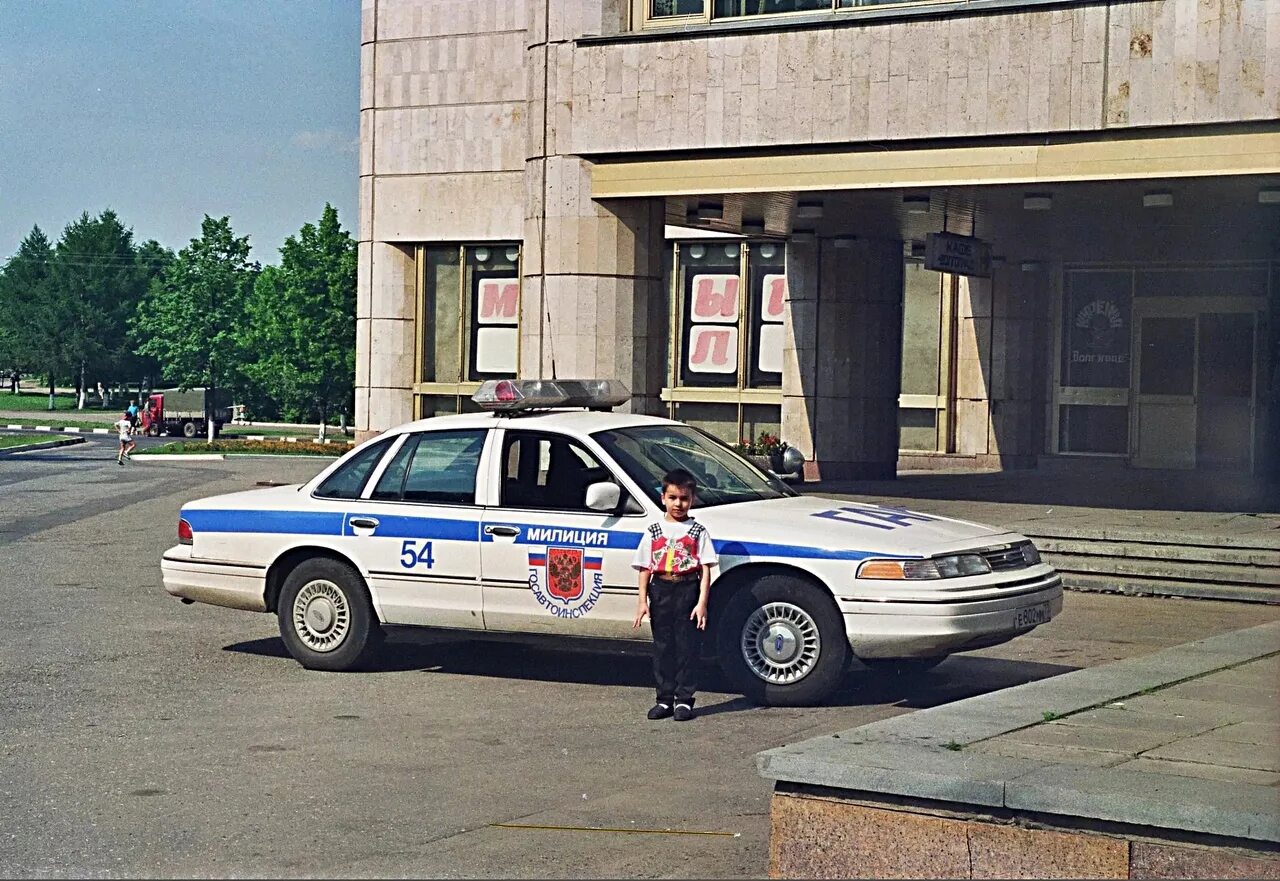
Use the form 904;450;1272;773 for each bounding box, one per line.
137;440;342;457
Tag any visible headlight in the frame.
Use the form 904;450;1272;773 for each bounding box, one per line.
1021;541;1042;565
857;554;992;580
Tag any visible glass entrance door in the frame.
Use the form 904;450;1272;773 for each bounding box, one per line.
1196;312;1255;471
1132;310;1258;471
1133;316;1197;469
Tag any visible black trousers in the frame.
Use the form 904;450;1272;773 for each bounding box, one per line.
649;575;702;705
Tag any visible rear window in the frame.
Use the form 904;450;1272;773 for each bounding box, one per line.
313;437;394;500
370;430;487;505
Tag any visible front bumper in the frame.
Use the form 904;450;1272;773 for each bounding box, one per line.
841;573;1063;659
161;544;267;612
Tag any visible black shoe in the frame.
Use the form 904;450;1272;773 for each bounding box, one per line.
673;703;694;722
647;703;673;720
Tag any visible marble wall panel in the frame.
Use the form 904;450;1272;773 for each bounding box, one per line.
371;173;524;242
374;0;526;42
372;104;525;176
374;33;526;109
564;0;1276;156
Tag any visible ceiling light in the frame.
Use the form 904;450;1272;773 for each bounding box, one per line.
790;228;816;243
759;243;778;260
742;220;765;235
696;201;723;220
473;247;491;262
723;244;740;259
796;200;824;220
1023;194;1053;211
1259;188;1280;204
903;195;931;214
505;246;520;262
1143;191;1174;208
1020;260;1043;272
688;244;706;259
832;237;855;249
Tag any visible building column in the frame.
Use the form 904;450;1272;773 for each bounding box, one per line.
355;242;416;441
785;237;903;480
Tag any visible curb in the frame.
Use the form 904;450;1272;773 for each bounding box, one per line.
133;454;226;461
0;435;87;455
757;621;1280;843
5;422;112;435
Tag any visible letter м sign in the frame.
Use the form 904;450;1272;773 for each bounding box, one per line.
478;279;519;325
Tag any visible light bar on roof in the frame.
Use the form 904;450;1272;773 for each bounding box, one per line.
471;379;631;412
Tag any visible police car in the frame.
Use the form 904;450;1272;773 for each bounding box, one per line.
162;379;1062;706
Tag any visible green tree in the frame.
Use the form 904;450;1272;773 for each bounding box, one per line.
242;204;356;437
118;239;175;401
134;216;258;438
50;210;148;407
0;225;70;407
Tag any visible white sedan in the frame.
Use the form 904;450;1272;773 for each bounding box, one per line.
162;379;1062;706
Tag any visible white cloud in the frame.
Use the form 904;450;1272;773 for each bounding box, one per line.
291;129;358;155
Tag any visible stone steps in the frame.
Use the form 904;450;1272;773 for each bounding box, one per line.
1023;530;1280;603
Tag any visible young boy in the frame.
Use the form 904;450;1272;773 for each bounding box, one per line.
114;411;136;465
632;468;718;722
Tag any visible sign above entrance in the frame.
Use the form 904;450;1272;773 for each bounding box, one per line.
924;233;992;278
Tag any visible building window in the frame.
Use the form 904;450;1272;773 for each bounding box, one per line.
637;0;969;27
898;261;954;453
415;243;520;417
1055;270;1131;455
665;241;783;443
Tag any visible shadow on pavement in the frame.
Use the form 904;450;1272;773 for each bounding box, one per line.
225;633;1075;713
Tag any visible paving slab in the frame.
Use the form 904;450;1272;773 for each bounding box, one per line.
1115;756;1280;787
1005;764;1280;842
997;720;1181;754
1144;736;1280;773
1211;721;1280;747
1119;693;1279;725
966;739;1132;768
1053;706;1221;737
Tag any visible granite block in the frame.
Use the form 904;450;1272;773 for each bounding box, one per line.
1143;735;1280;773
1115;757;1280;787
769;794;970;879
968;822;1129;879
1129;841;1280;879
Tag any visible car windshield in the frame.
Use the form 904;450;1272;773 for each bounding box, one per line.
592;424;797;508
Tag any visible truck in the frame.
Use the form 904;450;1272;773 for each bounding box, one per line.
140;388;233;439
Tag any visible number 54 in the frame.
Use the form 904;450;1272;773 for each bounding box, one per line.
399;539;435;569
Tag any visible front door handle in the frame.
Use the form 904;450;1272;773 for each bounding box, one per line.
350;517;379;530
485;525;520;537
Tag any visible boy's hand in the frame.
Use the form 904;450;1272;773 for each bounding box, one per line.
690;600;708;630
632;598;649;629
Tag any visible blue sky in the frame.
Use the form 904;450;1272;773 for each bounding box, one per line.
0;1;359;263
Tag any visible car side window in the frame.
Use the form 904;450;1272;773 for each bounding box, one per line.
370;429;486;505
313;437;395;500
500;431;618;512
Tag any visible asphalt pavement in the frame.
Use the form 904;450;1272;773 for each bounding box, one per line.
1;445;1277;878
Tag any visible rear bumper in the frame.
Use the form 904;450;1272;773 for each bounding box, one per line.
842;575;1063;659
161;544;267;612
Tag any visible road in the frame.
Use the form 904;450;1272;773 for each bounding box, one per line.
2;443;1277;878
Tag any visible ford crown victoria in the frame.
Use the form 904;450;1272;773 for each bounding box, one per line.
162;379;1063;705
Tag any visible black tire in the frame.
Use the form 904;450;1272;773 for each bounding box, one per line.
181;420;197;438
718;575;848;706
277;558;382;672
858;656;949;675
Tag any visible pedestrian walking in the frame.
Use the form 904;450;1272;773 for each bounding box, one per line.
126;398;140;430
631;468;718;722
114;411;136;465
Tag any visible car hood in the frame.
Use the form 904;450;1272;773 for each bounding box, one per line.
693;495;1022;559
182;484;307;511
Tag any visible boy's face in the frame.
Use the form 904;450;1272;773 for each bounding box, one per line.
661;484;695;520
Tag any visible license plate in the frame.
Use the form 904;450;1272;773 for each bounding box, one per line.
1014;602;1051;629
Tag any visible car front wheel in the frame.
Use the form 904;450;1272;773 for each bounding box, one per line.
277;558;381;671
718;575;848;706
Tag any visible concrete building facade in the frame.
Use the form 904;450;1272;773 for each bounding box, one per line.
357;0;1280;480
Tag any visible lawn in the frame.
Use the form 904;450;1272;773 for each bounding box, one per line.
0;432;77;450
0;391;84;411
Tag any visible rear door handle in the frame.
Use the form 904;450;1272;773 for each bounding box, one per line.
350;517;379;530
485;525;520;537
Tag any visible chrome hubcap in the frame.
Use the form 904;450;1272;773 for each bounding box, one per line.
292;580;349;652
741;602;821;685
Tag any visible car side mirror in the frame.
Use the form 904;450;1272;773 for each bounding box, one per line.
585;481;621;512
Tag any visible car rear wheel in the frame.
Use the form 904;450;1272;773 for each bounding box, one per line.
858;656;949;675
181;420;197;438
277;558;381;671
718;575;848;706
